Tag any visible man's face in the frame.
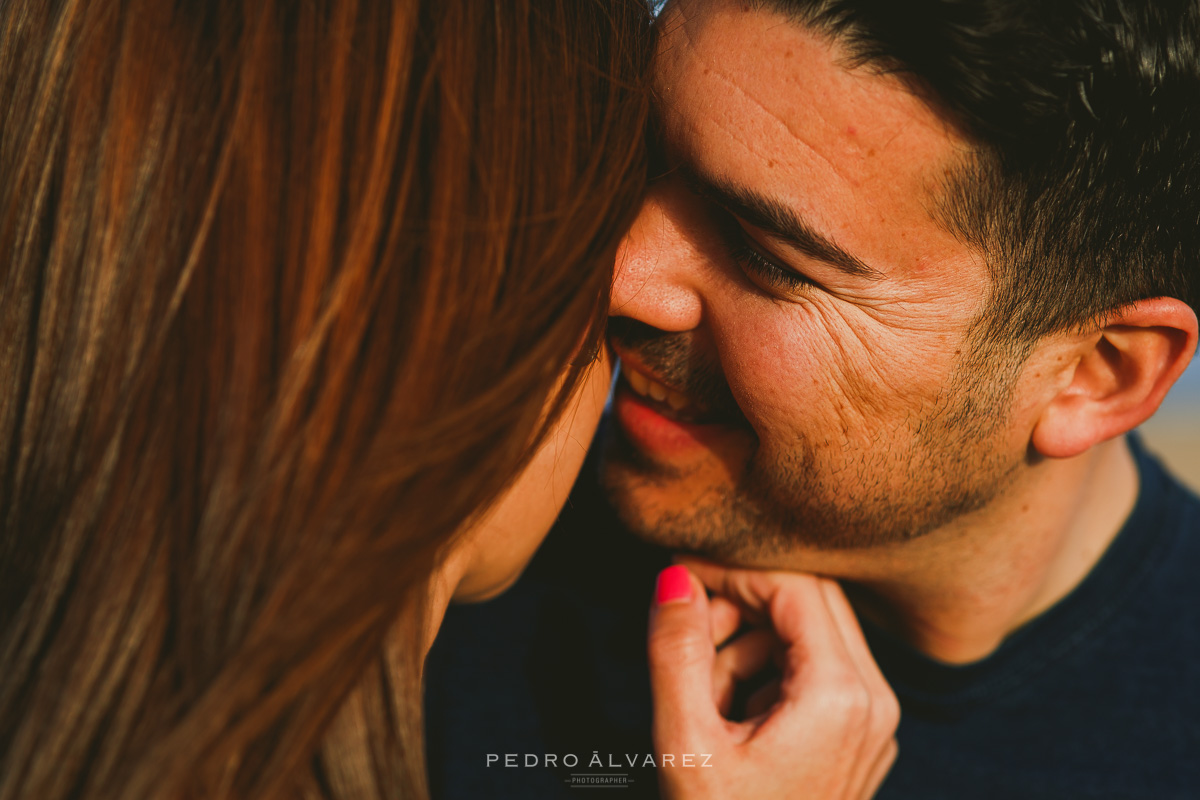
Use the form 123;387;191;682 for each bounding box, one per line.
602;0;1029;563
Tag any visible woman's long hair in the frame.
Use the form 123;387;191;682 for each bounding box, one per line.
0;0;650;797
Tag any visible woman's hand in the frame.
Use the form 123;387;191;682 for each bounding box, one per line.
646;561;899;800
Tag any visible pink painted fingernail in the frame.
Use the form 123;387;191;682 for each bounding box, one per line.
655;565;692;605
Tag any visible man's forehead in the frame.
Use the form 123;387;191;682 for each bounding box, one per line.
656;0;955;183
654;0;979;285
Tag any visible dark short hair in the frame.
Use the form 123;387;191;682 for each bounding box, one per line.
757;0;1199;349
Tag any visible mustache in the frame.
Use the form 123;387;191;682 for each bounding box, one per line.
607;317;744;419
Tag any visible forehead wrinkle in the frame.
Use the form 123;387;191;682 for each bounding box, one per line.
669;41;862;191
660;0;989;291
665;1;972;190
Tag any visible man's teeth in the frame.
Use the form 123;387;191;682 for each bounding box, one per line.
625;367;691;412
625;367;651;397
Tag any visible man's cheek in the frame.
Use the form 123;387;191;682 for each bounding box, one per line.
723;354;821;432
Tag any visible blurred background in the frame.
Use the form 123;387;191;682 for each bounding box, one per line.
1139;356;1200;493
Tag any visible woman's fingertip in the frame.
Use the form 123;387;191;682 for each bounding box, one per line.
655;564;693;605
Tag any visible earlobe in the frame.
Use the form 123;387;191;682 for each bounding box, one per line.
1031;298;1198;460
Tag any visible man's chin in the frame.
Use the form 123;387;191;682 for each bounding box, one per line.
600;430;910;564
600;432;714;549
598;428;769;560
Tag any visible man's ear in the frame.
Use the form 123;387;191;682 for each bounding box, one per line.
1031;298;1198;460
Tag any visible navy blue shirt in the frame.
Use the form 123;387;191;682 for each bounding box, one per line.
425;435;1200;798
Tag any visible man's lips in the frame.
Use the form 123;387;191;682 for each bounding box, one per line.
620;362;710;423
611;363;754;461
612;346;748;425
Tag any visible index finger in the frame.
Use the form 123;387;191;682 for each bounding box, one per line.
675;557;798;625
676;560;863;697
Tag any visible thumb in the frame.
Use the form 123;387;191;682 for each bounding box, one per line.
647;565;722;750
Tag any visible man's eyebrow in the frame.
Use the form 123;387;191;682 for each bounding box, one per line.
679;165;884;281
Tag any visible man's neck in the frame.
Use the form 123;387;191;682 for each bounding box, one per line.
818;437;1140;665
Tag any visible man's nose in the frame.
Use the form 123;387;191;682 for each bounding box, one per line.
610;184;708;333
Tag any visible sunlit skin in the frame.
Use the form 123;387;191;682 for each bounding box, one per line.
601;0;1197;663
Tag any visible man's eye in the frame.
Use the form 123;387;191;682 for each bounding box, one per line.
728;238;816;293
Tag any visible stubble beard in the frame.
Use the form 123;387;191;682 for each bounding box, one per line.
600;337;1025;562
